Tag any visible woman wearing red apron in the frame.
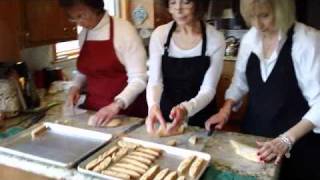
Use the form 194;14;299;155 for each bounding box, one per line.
59;0;148;126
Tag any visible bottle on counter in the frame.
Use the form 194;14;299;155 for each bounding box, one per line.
24;71;40;108
14;62;40;109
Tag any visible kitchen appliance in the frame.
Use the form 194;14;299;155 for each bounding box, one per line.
221;8;240;29
208;8;247;30
13;62;40;109
0;63;22;117
207;0;247;31
12;62;40;110
225;36;240;57
206;0;247;58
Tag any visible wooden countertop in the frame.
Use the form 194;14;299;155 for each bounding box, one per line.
204;132;279;180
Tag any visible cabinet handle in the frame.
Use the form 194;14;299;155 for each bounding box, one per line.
72;27;77;31
63;27;68;31
25;32;30;37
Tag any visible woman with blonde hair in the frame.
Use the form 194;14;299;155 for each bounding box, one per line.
205;0;320;179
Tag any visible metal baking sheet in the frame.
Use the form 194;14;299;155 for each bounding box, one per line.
0;122;112;168
78;137;211;180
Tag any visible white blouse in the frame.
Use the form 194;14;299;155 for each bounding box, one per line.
147;21;225;117
225;22;320;133
72;12;148;109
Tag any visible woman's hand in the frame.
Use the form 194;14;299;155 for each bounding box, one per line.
205;100;234;131
66;86;80;106
257;136;292;165
205;107;231;131
257;120;313;165
90;102;121;126
167;105;187;133
146;105;167;134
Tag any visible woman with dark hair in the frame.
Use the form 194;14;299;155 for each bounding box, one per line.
146;0;225;134
59;0;148;126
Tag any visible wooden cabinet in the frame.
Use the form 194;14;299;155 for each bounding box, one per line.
23;0;77;47
0;0;23;61
0;0;77;60
154;0;172;27
216;60;247;131
216;60;234;109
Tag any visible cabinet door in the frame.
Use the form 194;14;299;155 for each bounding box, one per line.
217;61;247;122
154;0;172;27
0;0;23;61
23;0;77;47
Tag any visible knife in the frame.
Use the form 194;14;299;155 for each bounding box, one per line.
121;119;145;135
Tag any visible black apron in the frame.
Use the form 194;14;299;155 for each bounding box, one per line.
160;22;217;128
244;26;320;180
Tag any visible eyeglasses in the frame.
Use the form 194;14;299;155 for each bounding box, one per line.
168;0;193;9
68;12;89;23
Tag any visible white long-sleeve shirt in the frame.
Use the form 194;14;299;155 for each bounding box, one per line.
225;22;320;133
72;12;147;109
147;21;225;117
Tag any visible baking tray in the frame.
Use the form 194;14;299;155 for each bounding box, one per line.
78;137;211;180
0;122;112;168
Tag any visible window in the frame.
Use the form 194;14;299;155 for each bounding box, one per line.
55;0;117;62
55;39;80;61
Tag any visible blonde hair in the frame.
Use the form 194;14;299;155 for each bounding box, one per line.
240;0;296;33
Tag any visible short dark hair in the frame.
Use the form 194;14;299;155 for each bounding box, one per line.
163;0;209;19
59;0;105;14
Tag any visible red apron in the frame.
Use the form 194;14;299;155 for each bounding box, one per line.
77;16;147;117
